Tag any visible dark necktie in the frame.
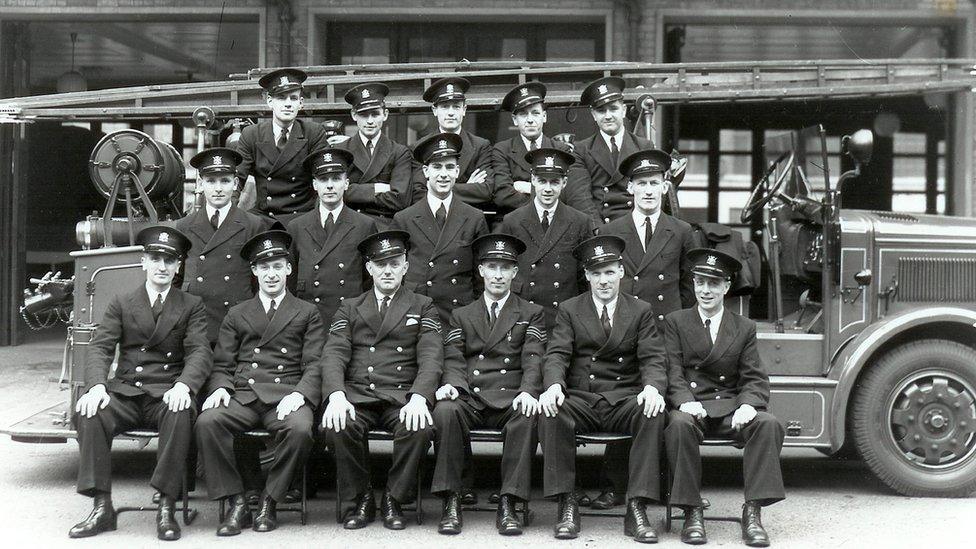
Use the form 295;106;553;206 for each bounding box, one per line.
152;293;163;321
704;318;713;348
601;305;612;337
529;139;538;151
380;296;391;318
541;209;550;232
489;301;499;328
610;135;619;166
324;212;335;236
267;299;277;321
644;216;653;252
277;127;289;150
210;209;220;230
435;203;447;229
366;138;374;158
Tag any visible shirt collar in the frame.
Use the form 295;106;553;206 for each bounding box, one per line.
484;291;511;315
320;202;343;226
592;294;618;321
632;208;661;232
360;131;381;148
205;203;232;226
600;127;626;151
259;290;286;313
374;287;398;308
272;121;293;140
520;134;542;152
698;306;724;327
146;282;171;305
427;193;453;217
534;199;558;222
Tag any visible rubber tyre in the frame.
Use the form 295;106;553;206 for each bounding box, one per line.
851;339;976;497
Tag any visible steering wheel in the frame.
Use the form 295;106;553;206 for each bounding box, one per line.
740;151;795;223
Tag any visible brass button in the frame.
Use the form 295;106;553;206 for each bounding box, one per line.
369;346;375;352
277;365;284;370
396;366;402;371
314;298;320;303
166;352;172;357
690;382;698;388
478;354;485;360
254;348;261;353
657;295;664;301
453;259;459;265
503;358;510;364
473;370;480;376
314;281;320;287
554;263;560;269
368;366;374;372
529;281;535;287
396;346;403;352
248;379;255;385
135;366;143;372
338;263;345;269
591;357;596;362
251;362;258;368
451;278;457;284
162;364;169;371
658;315;664;321
658;274;665;280
369;383;376;390
135;381;143;387
281;348;288;353
141;347;147;352
224;301;230;306
552;301;558;306
226;254;232;260
531;264;536;269
500;387;507;391
719;375;726;381
314;265;319;270
634;276;639;281
500;369;507;374
473;387;481;393
426;281;433;287
224;275;230;281
589;374;595;380
428;261;434;268
715;395;721;400
339;280;345;285
274;378;280;383
617;357;623;363
197;276;204;282
199;255;206;261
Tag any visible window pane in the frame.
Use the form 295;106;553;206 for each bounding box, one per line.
407;35;454;62
891;193;928;213
545;38;596;61
937;157;945;192
893;132;925;154
340;36;390;64
680;153;708;189
719;154;751;189
718;191;752;224
892;157;926;191
719;129;751;152
675;190;709;224
678;139;708;152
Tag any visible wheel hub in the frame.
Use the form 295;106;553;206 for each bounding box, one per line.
889;373;976;468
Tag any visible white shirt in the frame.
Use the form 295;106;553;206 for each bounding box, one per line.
272;121;294;144
592;295;618;327
374;288;398;312
320;202;343;228
360;131;381;151
484;291;510;320
600;127;626;155
146;283;171;307
205;203;231;229
427;193;454;219
698;306;724;343
534;200;558;225
521;134;542;152
259;291;286;314
632;208;661;250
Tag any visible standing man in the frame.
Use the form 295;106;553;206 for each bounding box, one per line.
195;230;324;536
664;249;785;547
288;147;378;324
431;234;545;536
566;77;654;226
320;230;443;531
394;133;489;325
416;77;493;212
338;83;414;228
70;226;210;541
236;68;327;223
537;235;667;543
177;147;270;344
497;147;594;329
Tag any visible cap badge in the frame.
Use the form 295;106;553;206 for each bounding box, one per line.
706;255;717;266
594;245;605;256
445;84;454;93
263;239;273;250
361;88;370;99
544;156;555;167
438;139;449;149
597;84;608;94
211;155;222;165
279;75;290;86
158;232;169;243
323;153;333;162
379;239;392;251
639;159;651;168
495;241;506;251
519;87;529;96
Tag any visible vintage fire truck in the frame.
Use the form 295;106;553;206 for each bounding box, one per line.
2;59;975;498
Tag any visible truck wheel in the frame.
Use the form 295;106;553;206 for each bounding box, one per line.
852;339;976;497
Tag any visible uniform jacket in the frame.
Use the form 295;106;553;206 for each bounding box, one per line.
320;289;444;406
412;129;493;209
287;206;377;323
175;205;271;342
441;294;546;410
496;202;594;328
392;197;489;323
338;132;414;220
84;286;211;399
663;307;769;417
599;212;695;321
565;131;655;225
543;292;666;406
235;119;327;217
490;135;568;213
208;292;325;407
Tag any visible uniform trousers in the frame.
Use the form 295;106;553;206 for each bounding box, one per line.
324;400;434;503
76;392;195;499
539;393;664;501
664;410;786;508
431;398;537;500
196;395;314;502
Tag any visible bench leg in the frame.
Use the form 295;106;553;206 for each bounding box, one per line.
181;467;197;525
300;463;308;525
335;474;343;524
415;457;424;525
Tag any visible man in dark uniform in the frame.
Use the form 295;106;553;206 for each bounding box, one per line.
288;147;378;323
537;235;667;543
414;77;493;212
491;82;578;217
565;77;655;225
664;249;785;547
70;225;210;541
431;233;545;536
320;230;443;531
176;147;270;344
195;230;325;536
322;119;346;142
236;68;327;223
394;133;489;325
497;147;594;329
337;83;414;228
595;149;696;509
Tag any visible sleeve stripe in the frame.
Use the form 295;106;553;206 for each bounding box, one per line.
329;320;348;333
421;318;442;333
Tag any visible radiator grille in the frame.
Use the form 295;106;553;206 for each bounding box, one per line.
897;257;976;302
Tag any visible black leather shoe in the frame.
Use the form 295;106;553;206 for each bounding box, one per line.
282;488;303;504
590;489;625;510
253;494;278;532
68;492;117;538
438;492;463;535
156;495;181;541
152;491;161;505
496;494;523;535
216;494;253;536
381;491;406;530
488;492;501;504
459;488;478;505
245;489;261;506
742;502;770;547
624;498;658;543
680;506;707;545
343;491;376;529
577;491;592;507
553;492;580;539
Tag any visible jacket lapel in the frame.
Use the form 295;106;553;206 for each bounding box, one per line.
510;137;531;174
271;120;306;174
131;288;157;341
412;204;441;251
356;292;383;335
590;135;618;180
518;207;543;249
374;290;411;343
703;311;739;364
484;297;518;350
641;214;675;273
579;296;608;349
532;204;571;264
348;133;371;175
186;208;216;245
203;206;246;254
145;289;183;348
432;202;467;257
361;133;391;183
257;121;281;170
258;293;301;347
458;131;476;176
240;296;269;337
312;207;355;265
597;294;630;355
619;218;644;273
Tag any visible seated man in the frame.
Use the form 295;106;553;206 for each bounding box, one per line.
320;230;443;531
196;229;325;536
538;235;667;543
663;249;786;547
431;233;545;536
70;226;210;541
